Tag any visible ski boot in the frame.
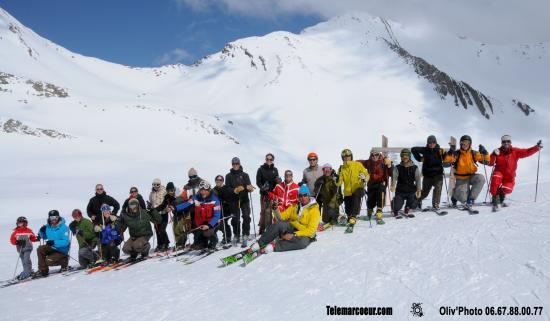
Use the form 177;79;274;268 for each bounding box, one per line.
367;209;373;221
241;238;248;248
498;188;508;207
17;271;32;280
492;196;499;212
345;217;356;233
375;209;385;225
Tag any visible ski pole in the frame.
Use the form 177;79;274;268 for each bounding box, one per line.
482;162;491;203
12;246;21;279
484;166;495;203
249;192;258;239
535;149;541;202
440;153;451;206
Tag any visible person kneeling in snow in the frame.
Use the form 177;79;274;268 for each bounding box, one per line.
169;180;221;250
252;184;320;253
489;136;542;211
36;210;70;277
94;205;122;263
118;199;161;260
69;209;98;268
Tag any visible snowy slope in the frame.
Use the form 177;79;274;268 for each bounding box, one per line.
1;183;549;321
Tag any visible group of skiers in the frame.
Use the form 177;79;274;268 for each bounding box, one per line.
9;134;542;280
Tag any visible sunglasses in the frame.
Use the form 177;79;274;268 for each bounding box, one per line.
502;140;511;144
298;194;309;197
96;188;104;191
215;179;223;182
130;190;138;193
152;184;160;187
232;163;240;166
129;204;138;208
428;141;437;144
266;158;273;161
308;158;317;161
285;174;293;177
460;141;470;145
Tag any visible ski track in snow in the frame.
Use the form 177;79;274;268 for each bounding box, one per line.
1;183;549;321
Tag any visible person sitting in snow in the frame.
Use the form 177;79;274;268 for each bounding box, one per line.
251;184;320;253
10;216;39;280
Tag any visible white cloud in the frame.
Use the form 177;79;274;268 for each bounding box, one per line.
175;0;550;44
154;48;193;65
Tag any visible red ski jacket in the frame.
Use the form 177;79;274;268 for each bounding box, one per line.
273;181;299;212
489;145;540;179
10;226;38;245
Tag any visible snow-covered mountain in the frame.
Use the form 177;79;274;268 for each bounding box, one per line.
1;3;548;226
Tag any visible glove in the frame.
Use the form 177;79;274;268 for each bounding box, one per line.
46;240;54;246
234;186;245;194
537;140;543;149
415;190;422;199
449;144;456;153
76;230;84;237
359;173;366;181
146;201;152;210
493;148;500;156
479;144;488;155
246;184;254;192
36;234;41;241
16;239;26;246
94;225;103;232
109;215;117;222
271;201;278;211
390;186;396;193
39;225;46;235
384;157;392;168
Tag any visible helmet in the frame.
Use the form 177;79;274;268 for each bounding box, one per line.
307;152;318;160
341;149;353;160
199;180;211;191
460;135;472;143
16;216;28;226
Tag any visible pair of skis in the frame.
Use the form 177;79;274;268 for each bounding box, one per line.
220;244;263;267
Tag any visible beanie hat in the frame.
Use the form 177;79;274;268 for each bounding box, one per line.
231;157;240;164
400;148;411;158
322;163;332;169
48;210;60;218
501;135;512;142
188;168;198;177
298;184;310;196
152;178;161;185
100;204;111;212
427;135;437;144
128;199;139;208
166;182;175;191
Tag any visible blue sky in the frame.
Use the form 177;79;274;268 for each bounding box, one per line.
0;0;322;67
